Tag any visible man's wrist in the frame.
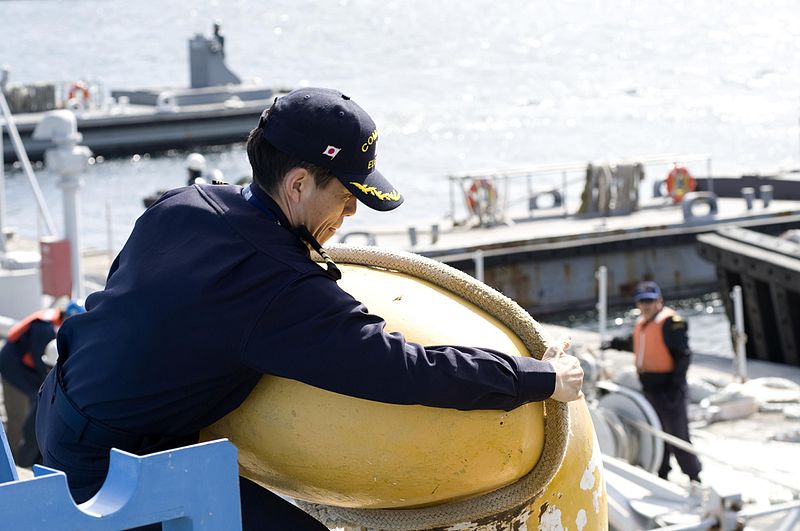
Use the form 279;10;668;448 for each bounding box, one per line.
514;356;556;402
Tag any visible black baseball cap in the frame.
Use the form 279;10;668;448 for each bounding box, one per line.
634;281;662;302
259;87;403;212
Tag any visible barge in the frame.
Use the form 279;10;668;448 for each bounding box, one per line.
338;156;800;317
1;25;284;163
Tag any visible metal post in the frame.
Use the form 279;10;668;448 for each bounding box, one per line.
408;226;418;248
473;249;484;283
562;171;568;216
60;169;84;299
448;177;455;223
760;184;773;208
499;175;507;225
742;187;755;210
33;110;91;300
596;266;608;366
731;285;747;382
526;174;532;215
706;157;713;195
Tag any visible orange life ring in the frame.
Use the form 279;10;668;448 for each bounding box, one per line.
665;166;696;202
465;178;498;216
68;81;90;103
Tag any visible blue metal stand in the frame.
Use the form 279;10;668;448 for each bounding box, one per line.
0;423;242;530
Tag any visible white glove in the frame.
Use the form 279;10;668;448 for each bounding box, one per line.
542;337;584;402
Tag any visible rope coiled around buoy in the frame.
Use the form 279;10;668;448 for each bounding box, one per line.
298;244;570;530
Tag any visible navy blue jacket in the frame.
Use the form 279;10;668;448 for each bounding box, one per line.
57;183;555;441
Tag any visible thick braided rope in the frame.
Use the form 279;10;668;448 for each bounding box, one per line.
298;244;570;530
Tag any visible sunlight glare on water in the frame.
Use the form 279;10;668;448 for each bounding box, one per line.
1;0;797;357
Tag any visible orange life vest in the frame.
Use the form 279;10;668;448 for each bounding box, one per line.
6;309;62;369
632;307;676;373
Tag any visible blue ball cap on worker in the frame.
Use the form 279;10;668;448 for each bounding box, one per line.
64;299;86;318
634;281;662;302
260;87;403;211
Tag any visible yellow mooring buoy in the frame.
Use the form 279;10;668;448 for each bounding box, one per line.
202;249;607;530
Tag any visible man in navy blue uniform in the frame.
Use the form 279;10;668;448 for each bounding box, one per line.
36;87;584;530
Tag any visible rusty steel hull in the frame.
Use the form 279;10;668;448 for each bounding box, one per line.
433;214;800;317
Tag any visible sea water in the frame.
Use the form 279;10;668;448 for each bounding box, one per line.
2;0;798;356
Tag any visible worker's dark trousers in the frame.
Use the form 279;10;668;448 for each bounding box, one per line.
643;385;702;482
36;370;328;530
0;343;44;467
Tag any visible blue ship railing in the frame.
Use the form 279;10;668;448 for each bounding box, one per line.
0;423;242;530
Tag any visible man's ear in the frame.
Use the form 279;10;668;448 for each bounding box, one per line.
283;167;311;204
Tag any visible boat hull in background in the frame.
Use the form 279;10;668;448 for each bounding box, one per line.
3;100;271;163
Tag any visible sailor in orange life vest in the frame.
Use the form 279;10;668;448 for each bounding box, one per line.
0;300;85;467
35;87;585;531
602;281;702;483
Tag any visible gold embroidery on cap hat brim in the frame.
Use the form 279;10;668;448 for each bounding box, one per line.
350;182;401;202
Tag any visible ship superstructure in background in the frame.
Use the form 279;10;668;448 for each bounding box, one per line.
0;24;286;163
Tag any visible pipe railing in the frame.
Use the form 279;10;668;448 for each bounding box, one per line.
445;153;712;225
596;265;608;360
731;285;748;383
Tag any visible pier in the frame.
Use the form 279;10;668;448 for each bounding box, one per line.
343;158;800;317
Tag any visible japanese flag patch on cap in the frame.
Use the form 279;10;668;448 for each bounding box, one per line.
323;145;341;159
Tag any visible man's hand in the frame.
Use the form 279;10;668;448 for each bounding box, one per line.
542;337;585;402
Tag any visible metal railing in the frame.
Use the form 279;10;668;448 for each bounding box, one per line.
445;153;712;226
